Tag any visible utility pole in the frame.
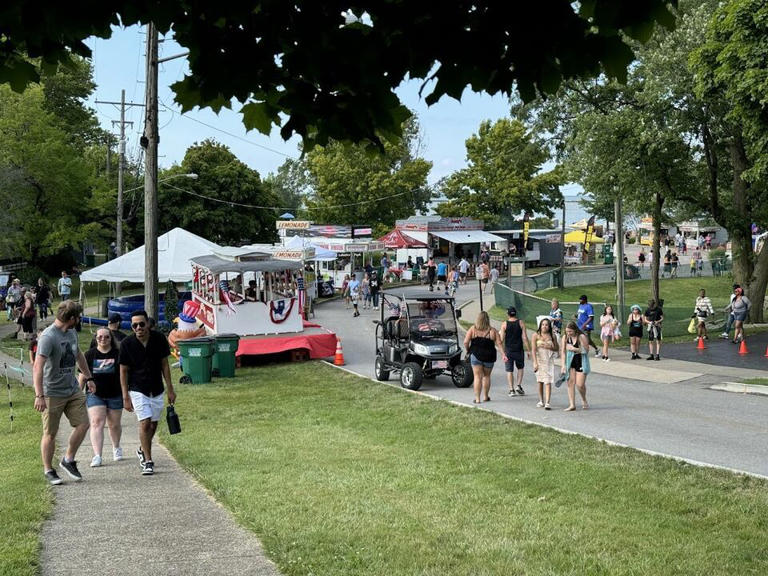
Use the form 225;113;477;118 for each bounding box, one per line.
560;197;566;289
144;22;160;320
615;197;625;324
96;90;143;295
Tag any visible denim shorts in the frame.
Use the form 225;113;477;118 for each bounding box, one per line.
470;354;494;368
733;311;747;322
86;393;124;410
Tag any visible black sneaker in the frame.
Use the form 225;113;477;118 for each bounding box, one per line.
60;458;82;481
655;355;660;361
515;385;525;396
45;469;63;485
136;448;146;466
142;460;154;476
646;355;655;360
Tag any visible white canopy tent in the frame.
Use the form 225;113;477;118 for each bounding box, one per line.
282;235;337;261
80;227;222;283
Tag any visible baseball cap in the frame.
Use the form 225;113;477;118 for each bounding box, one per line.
579;294;588;301
507;306;517;316
108;313;122;324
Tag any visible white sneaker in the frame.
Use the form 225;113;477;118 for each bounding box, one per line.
536;401;544;408
694;337;699;342
594;349;601;357
720;333;729;339
113;447;123;461
90;455;102;467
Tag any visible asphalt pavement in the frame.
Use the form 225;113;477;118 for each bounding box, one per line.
316;281;768;478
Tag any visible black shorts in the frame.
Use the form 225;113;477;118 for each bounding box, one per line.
504;354;524;371
628;326;643;338
459;272;467;279
570;353;583;372
648;326;662;341
437;275;447;282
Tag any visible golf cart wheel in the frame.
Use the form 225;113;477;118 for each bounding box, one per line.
451;361;474;388
400;362;423;391
374;355;390;381
179;375;192;385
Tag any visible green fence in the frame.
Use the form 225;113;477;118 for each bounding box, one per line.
494;281;724;338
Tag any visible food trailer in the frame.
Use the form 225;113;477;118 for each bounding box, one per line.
190;253;305;336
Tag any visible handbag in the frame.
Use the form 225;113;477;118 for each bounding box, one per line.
166;404;181;435
687;317;697;334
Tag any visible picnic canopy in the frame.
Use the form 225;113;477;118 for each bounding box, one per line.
282;235;337;261
563;230;605;244
378;229;428;248
80;227;221;283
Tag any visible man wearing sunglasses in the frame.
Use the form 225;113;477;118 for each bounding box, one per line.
119;310;175;476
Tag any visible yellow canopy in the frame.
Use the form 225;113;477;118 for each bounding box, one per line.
564;230;605;244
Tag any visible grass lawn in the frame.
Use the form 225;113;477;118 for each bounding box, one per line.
0;383;53;576
741;378;768;387
163;361;768;576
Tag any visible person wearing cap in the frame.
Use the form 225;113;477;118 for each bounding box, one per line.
499;306;530;396
720;284;740;339
576;295;600;357
90;313;127;350
643;299;664;360
6;278;22;320
627;305;644;359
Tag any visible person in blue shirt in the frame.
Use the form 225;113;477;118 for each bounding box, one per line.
436;261;448;293
576;295;600;357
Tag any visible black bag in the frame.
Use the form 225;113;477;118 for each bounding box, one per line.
166;404;181;435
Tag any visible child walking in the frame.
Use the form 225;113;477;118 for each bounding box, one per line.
599;305;616;361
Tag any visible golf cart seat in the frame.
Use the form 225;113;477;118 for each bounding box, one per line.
386;317;409;342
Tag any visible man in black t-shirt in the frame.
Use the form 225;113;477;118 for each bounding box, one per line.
119;310;175;476
644;300;664;361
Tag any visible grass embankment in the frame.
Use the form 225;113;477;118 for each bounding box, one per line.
164;362;768;576
0;384;53;576
742;378;768;387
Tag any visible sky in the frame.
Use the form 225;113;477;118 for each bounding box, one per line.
86;25;587;219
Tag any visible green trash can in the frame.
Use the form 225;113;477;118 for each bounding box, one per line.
212;333;240;378
177;337;215;384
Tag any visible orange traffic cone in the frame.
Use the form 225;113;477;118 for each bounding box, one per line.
696;337;706;350
334;339;345;366
764;345;768;358
738;339;749;355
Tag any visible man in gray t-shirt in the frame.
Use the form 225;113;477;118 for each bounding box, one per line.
33;300;95;485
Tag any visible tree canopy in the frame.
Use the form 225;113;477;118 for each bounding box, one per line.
303;117;432;234
436;119;564;229
158;140;278;245
1;1;678;150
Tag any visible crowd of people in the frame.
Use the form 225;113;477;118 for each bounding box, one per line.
32;300;176;485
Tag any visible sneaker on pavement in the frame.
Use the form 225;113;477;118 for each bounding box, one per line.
515;385;525;396
90;455;102;468
60;458;82;481
113;447;123;461
142;460;155;476
136;448;146;466
594;349;601;357
536;401;544;408
508;389;516;397
45;469;63;485
720;332;729;339
544;403;551;410
647;355;655;360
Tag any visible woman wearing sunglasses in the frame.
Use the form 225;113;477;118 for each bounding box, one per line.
80;327;123;467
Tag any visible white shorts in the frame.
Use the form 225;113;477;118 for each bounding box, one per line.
129;391;165;422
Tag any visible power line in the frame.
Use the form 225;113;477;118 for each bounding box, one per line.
161;181;411;212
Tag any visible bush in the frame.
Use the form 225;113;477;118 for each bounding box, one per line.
627;237;636;244
164;280;179;323
708;247;726;262
18;266;48;288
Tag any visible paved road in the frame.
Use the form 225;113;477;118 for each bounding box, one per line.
315;283;768;478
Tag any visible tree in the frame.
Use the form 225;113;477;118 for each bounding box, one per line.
263;158;311;217
158;139;278;245
1;1;677;150
691;0;768;320
0;82;103;264
303;117;432;232
436;119;564;229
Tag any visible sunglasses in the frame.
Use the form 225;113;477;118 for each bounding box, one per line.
131;321;147;329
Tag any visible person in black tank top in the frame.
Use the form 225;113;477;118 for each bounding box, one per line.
463;311;503;405
498;306;530;397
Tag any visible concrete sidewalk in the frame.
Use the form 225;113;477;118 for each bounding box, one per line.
0;317;281;576
43;414;282;576
459;292;768;383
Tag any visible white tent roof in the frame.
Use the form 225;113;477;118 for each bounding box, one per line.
80;228;221;283
283;235;337;261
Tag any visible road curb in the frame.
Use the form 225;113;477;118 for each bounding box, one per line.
711;382;768;396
